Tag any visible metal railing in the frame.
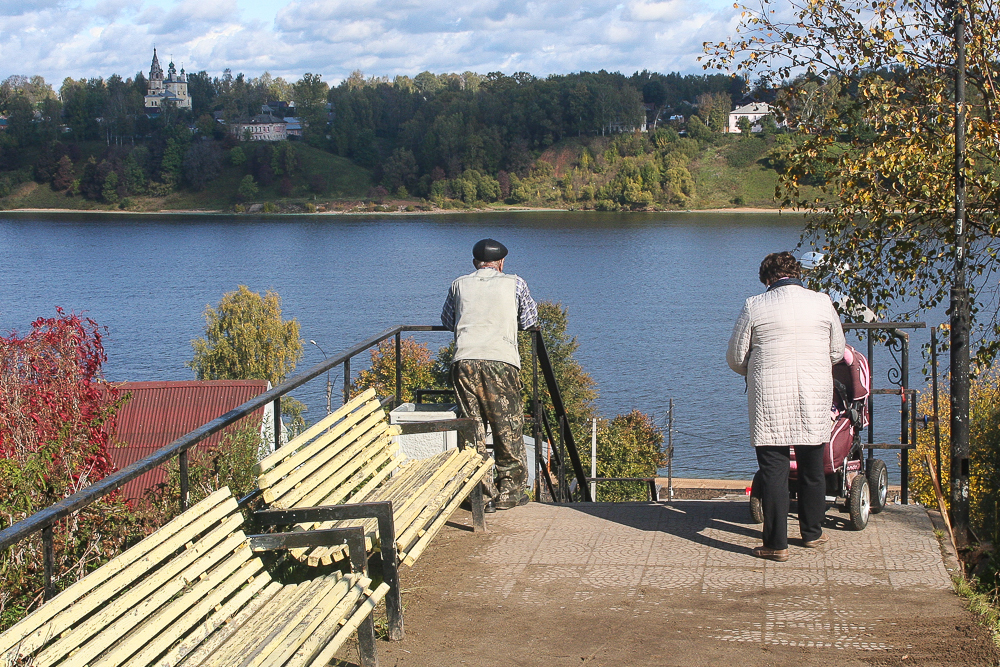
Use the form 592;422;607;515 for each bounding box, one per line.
844;322;925;503
0;324;591;600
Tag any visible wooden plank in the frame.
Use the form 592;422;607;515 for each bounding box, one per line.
302;451;471;567
284;445;400;560
257;397;385;488
103;556;268;667
255;388;377;475
304;582;390;667
264;417;389;507
285;577;367;665
292;449;402;565
391;450;470;534
300;452;453;565
288;431;396;510
251;575;356;667
403;458;494;566
261;413;387;504
198;579;314;667
394;454;478;537
153;577;278;667
0;488;236;660
15;510;245;666
395;456;481;552
52;543;255;667
231;575;347;667
179;583;299;667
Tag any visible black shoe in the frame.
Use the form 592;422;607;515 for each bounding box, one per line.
496;490;529;510
484;500;496;513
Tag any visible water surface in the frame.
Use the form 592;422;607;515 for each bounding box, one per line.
0;211;933;480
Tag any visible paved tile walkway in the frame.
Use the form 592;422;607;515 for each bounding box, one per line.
381;500;994;666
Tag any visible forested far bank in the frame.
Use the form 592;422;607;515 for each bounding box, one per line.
0;67;842;213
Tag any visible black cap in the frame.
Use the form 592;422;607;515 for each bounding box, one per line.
472;238;508;262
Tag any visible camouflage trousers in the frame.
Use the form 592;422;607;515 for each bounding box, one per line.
451;359;527;501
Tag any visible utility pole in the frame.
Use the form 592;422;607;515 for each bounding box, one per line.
950;0;971;547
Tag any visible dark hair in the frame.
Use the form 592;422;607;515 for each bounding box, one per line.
759;251;801;285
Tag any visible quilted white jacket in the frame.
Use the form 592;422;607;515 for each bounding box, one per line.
727;283;846;447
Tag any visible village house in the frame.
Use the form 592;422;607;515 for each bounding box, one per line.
727;102;776;133
229;113;288;141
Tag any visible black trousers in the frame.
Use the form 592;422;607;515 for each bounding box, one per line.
755;445;826;549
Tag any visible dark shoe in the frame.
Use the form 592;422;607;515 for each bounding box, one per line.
484;500;496;514
496;489;529;510
751;546;789;562
803;532;830;548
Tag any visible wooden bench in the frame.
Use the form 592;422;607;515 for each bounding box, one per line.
0;487;393;667
255;388;493;570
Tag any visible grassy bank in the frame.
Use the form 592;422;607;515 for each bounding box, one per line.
0;134;808;214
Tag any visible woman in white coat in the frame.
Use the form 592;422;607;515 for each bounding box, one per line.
727;252;846;561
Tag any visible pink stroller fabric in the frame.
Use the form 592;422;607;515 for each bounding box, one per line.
791;344;870;476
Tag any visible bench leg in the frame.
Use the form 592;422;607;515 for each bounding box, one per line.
384;564;405;642
357;615;380;667
471;482;486;533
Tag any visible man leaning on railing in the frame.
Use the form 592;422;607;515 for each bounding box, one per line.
441;238;539;513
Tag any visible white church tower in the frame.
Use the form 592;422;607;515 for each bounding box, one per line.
144;48;191;111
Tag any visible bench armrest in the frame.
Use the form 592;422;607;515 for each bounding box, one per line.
248;526;369;575
253;500;404;640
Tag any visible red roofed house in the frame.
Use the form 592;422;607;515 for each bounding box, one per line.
110;380;279;501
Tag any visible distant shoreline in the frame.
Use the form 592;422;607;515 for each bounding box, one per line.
0;205;793;217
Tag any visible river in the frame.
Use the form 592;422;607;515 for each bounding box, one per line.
0;211;936;481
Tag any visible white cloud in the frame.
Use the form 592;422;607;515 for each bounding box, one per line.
0;0;745;85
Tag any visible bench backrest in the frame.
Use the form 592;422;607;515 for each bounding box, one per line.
0;488;269;667
255;388;402;512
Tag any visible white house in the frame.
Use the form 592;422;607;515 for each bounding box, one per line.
727;102;775;133
230;114;288;141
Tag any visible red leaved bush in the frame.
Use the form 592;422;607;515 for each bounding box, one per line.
0;310;134;629
0;308;119;484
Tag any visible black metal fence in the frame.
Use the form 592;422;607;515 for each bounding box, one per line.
844;322;925;503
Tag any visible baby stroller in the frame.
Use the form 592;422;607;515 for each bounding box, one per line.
749;344;888;530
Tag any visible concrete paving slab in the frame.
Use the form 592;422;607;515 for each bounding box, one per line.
377;500;998;667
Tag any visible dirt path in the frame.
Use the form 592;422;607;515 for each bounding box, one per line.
369;501;998;667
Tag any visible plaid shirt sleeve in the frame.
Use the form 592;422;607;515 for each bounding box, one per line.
441;284;456;331
516;276;539;330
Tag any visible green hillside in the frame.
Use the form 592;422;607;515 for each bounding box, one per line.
0;142;373;213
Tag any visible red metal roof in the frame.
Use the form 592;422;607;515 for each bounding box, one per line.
110;380;270;501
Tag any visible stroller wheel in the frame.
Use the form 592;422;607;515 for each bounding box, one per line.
866;459;888;513
749;471;764;524
848;475;870;530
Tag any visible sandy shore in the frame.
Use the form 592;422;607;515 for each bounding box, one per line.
1;205;791;216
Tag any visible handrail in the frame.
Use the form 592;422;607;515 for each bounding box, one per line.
531;329;592;502
0;324;410;552
0;322;592;600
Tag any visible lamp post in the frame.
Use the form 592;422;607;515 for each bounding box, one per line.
950;0;971;547
310;339;332;415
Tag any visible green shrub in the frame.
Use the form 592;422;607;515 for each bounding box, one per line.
725;137;768;168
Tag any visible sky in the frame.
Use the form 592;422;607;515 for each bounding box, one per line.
1;0;745;88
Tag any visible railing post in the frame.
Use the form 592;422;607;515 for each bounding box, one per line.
43;524;55;601
931;327;943;487
532;331;541;501
179;450;190;511
900;331;910;504
273;397;281;452
559;416;567;501
344;358;351;406
868;334;875;447
395;332;402;408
